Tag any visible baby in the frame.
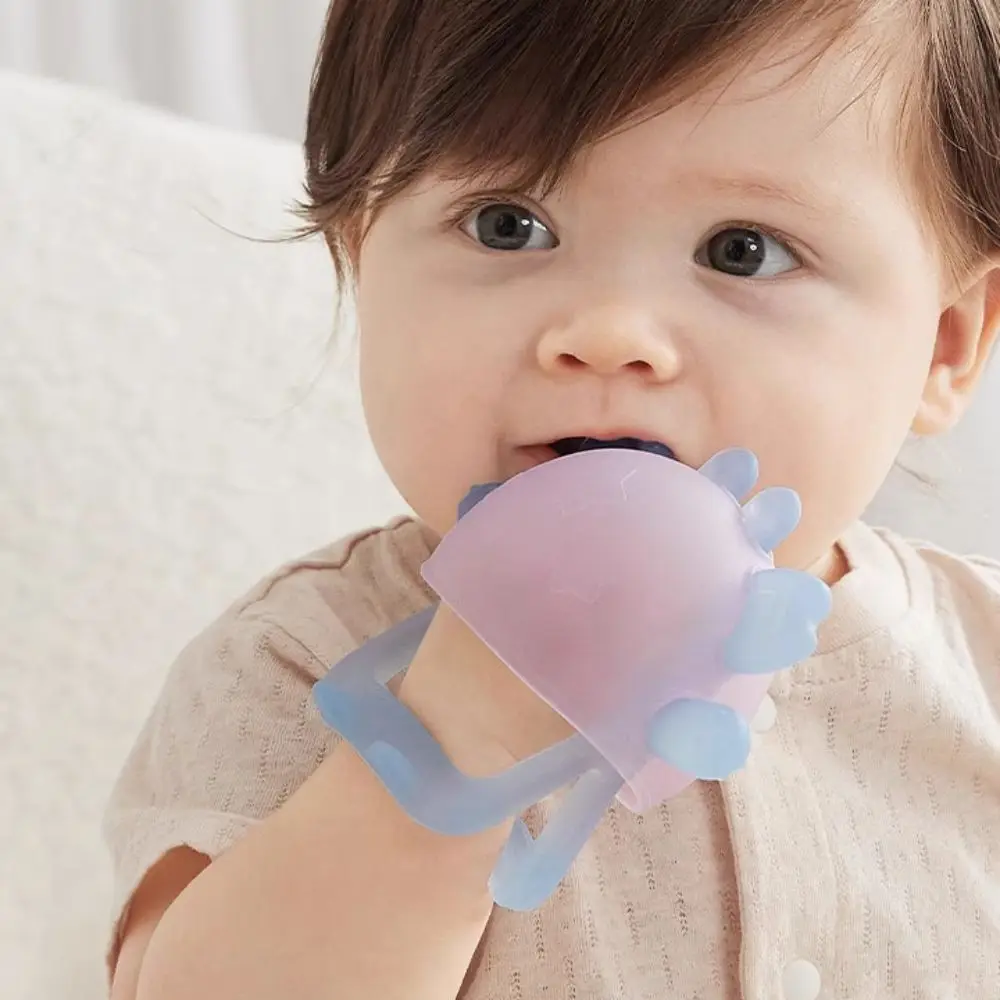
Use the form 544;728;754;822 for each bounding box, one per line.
104;1;1000;998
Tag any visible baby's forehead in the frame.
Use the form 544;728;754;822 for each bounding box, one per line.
549;43;908;217
644;27;901;160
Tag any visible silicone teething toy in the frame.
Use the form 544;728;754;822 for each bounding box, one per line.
313;447;832;910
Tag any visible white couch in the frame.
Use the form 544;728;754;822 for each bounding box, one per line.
1;71;997;1000
0;70;404;1000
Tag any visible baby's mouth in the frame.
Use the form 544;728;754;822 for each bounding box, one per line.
549;437;678;461
463;436;679;519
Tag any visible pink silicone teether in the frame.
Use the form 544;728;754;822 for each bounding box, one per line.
421;448;774;812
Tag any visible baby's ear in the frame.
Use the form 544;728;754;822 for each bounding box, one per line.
912;259;1000;436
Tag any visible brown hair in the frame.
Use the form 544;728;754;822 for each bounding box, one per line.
299;0;1000;286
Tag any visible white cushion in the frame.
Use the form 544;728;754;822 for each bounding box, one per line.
0;70;402;1000
1;69;997;1000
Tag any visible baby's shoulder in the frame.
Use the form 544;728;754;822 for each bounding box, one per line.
212;516;439;677
866;524;1000;658
874;524;1000;602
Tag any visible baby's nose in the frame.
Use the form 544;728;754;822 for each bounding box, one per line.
536;303;681;382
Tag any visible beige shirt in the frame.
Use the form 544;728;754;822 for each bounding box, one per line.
103;517;1000;998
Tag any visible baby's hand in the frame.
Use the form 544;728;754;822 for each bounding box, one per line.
397;481;575;773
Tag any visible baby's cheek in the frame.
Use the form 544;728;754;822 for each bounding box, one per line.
770;429;894;571
389;430;492;535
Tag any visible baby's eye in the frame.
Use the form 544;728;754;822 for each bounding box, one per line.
460;202;559;252
696;226;799;278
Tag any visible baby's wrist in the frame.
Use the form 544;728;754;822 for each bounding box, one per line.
395;668;520;779
398;605;574;777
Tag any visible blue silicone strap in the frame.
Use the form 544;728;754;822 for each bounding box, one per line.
489;764;624;910
313;609;610;836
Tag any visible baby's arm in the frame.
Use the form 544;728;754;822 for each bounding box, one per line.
110;848;208;999
119;603;568;1000
134;735;514;1000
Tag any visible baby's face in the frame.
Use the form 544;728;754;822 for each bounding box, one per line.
355;32;966;579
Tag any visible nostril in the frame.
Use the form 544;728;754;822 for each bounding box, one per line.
556;353;587;370
625;359;654;374
554;353;655;375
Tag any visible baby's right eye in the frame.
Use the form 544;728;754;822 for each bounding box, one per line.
460;202;559;252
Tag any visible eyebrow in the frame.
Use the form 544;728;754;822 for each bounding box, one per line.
682;172;858;223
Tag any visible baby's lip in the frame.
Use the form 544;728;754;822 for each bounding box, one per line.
548;436;677;461
512;435;681;480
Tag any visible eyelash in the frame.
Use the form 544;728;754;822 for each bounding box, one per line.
443;192;547;233
445;197;810;271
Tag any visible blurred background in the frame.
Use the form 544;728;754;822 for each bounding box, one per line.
0;0;327;139
1;5;407;1000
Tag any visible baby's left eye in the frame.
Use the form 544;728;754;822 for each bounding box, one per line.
696;227;800;278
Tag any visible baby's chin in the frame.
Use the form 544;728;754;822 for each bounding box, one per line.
806;543;851;586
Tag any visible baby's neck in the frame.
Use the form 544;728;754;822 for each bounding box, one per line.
812;543;851;586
